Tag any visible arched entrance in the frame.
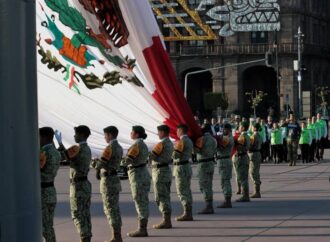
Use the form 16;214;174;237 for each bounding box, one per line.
242;66;278;118
180;68;213;117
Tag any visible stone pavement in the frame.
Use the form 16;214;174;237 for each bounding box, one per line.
54;151;330;242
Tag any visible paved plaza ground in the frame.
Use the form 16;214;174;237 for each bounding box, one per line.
54;150;330;242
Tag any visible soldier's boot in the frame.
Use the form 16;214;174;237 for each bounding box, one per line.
153;213;172;229
176;204;193;221
236;185;242;195
106;226;122;242
127;219;148;237
198;200;214;214
81;237;91;242
236;188;250;202
250;185;261;198
217;196;232;208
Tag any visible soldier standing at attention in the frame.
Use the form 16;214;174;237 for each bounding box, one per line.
56;126;92;242
90;126;123;242
287;115;301;166
194;124;217;214
172;124;194;221
122;126;151;237
233;122;251;202
39;127;61;242
248;123;263;198
150;125;174;229
232;128;242;195
216;123;234;208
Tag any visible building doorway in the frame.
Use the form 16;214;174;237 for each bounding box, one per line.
242;66;278;118
180;68;213;118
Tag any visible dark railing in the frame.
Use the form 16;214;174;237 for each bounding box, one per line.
169;43;330;57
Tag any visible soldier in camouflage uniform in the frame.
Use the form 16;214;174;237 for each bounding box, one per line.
56;125;92;242
248;123;263;198
122;126;151;237
232;128;242;195
287;115;301;166
194;124;217;214
233;121;251;202
39;127;61;242
172;124;194;221
216;123;234;208
150;125;174;229
91;126;123;242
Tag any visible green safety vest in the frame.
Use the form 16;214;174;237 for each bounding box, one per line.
259;126;266;143
307;123;317;140
299;128;311;144
271;129;281;145
317;119;327;138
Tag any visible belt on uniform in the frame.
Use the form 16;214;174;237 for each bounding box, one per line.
101;169;118;177
197;157;215;163
41;182;54;188
249;149;261;153
217;156;230;159
70;176;88;183
152;163;169;169
236;152;247;157
128;163;147;171
173;160;189;166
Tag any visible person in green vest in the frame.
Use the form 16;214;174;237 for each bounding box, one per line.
307;117;319;162
299;122;312;164
316;113;328;160
270;123;282;164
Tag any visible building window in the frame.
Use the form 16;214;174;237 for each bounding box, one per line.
251;31;268;44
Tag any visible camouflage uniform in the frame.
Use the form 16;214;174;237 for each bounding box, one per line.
194;133;217;205
150;137;174;228
216;135;234;200
172;135;193;221
248;132;262;198
91;139;123;229
287;122;301;166
150;137;173;215
40;144;61;242
122;138;151;220
63;142;92;240
233;132;250;202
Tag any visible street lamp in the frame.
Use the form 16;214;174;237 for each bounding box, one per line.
294;26;304;118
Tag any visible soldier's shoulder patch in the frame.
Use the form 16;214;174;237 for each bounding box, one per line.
152;142;164;156
175;140;184;153
195;137;204;149
128;143;139;158
40;151;47;169
102;146;112;161
67;145;80;159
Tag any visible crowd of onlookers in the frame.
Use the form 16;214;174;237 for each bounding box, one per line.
194;113;329;165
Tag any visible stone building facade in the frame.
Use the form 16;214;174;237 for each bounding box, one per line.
154;0;330;118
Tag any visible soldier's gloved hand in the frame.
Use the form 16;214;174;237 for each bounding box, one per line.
96;169;101;180
54;130;62;144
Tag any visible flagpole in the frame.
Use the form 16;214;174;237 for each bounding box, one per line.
0;0;41;241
